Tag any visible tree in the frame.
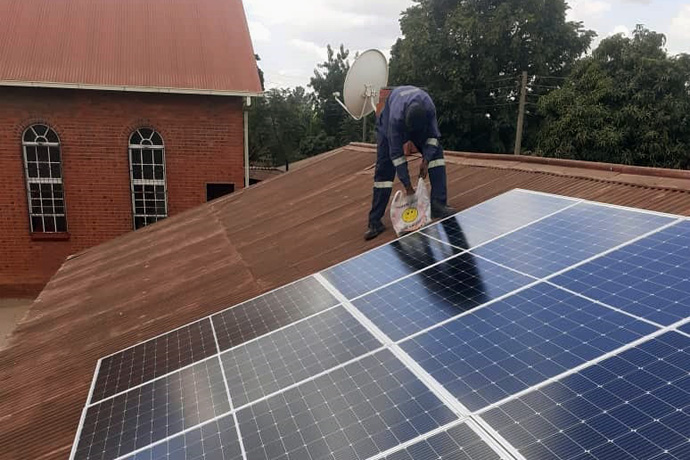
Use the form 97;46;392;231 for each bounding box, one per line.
310;44;375;149
535;26;690;169
389;0;594;152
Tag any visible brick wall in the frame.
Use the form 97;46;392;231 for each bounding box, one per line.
0;87;245;295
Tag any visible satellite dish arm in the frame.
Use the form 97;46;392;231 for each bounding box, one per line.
333;92;359;120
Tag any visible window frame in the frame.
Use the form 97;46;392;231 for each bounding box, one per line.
21;124;68;234
128;128;168;230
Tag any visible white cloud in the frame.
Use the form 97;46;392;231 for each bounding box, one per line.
568;0;612;20
248;21;271;43
290;39;328;61
609;24;631;37
671;4;690;40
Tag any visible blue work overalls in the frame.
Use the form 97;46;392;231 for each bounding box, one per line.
368;86;448;226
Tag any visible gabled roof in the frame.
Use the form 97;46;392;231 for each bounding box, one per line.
0;0;262;96
1;143;690;459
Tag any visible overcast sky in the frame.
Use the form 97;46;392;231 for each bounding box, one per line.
244;0;690;90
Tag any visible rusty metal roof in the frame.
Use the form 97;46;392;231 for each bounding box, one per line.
1;144;690;459
0;0;262;96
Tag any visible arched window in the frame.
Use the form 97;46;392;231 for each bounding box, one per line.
129;128;168;229
22;124;67;232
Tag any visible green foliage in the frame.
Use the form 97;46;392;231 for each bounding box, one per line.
389;0;594;152
535;26;690;168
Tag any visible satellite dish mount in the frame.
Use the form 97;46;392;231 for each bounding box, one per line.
334;49;389;121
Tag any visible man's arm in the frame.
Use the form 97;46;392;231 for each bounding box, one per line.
388;118;415;195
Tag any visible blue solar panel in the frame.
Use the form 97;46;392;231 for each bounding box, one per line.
482;332;690;460
421;190;576;249
122;415;243;460
220;306;381;407
236;349;457;460
679;323;690;335
401;283;658;411
551;221;689;326
74;357;230;460
472;203;674;278
382;422;501;460
353;252;534;342
321;232;461;300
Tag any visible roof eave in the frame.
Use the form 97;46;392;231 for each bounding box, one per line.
0;80;264;97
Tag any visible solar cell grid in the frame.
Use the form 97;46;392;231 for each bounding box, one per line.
74;358;230;460
92;319;217;403
321;232;461;300
472;203;674;278
237;349;457;460
381;423;502;460
401;283;658;411
122;415;243;460
211;276;339;351
552;220;690;326
220;306;382;407
421;189;576;249
353;252;535;342
482;332;690;460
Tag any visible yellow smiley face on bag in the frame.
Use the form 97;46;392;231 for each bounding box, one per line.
402;207;419;223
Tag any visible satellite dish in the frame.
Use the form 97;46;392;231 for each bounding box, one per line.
334;49;388;120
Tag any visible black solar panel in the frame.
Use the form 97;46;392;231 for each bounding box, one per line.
75;358;230;460
552;220;690;326
421;189;576;249
92;319;217;403
211;276;339;351
473;203;674;278
482;332;690;460
237;350;457;460
353;252;534;342
70;190;690;460
220;306;381;407
401;283;658;411
382;423;502;460
321;232;461;300
122;415;243;460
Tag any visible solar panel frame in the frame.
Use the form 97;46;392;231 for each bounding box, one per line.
472;202;676;278
550;220;690;327
219;306;383;407
352;252;536;342
70;189;690;460
480;331;690;460
400;282;659;412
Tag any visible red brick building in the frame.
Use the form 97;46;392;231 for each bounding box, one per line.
0;0;262;295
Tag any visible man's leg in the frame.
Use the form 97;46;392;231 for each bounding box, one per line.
365;135;395;240
427;147;456;218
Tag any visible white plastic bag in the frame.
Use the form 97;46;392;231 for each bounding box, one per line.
390;178;431;236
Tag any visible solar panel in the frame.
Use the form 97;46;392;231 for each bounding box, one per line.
473;203;674;278
421;189;577;249
401;282;658;411
220;306;382;407
237;350;457;460
211;276;339;351
122;415;243;460
353;252;534;342
481;331;690;460
552;220;689;326
92;318;217;403
381;422;502;460
321;232;461;300
74;357;230;460
71;189;690;460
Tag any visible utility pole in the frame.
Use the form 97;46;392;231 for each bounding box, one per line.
514;71;528;155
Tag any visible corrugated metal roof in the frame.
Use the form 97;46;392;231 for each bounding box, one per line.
0;0;262;95
1;144;689;459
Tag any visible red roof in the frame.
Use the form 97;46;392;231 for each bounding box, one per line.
0;0;262;95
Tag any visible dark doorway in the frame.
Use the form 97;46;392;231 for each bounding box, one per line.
206;183;235;202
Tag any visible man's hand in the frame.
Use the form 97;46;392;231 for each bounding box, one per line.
405;185;416;196
419;159;428;180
